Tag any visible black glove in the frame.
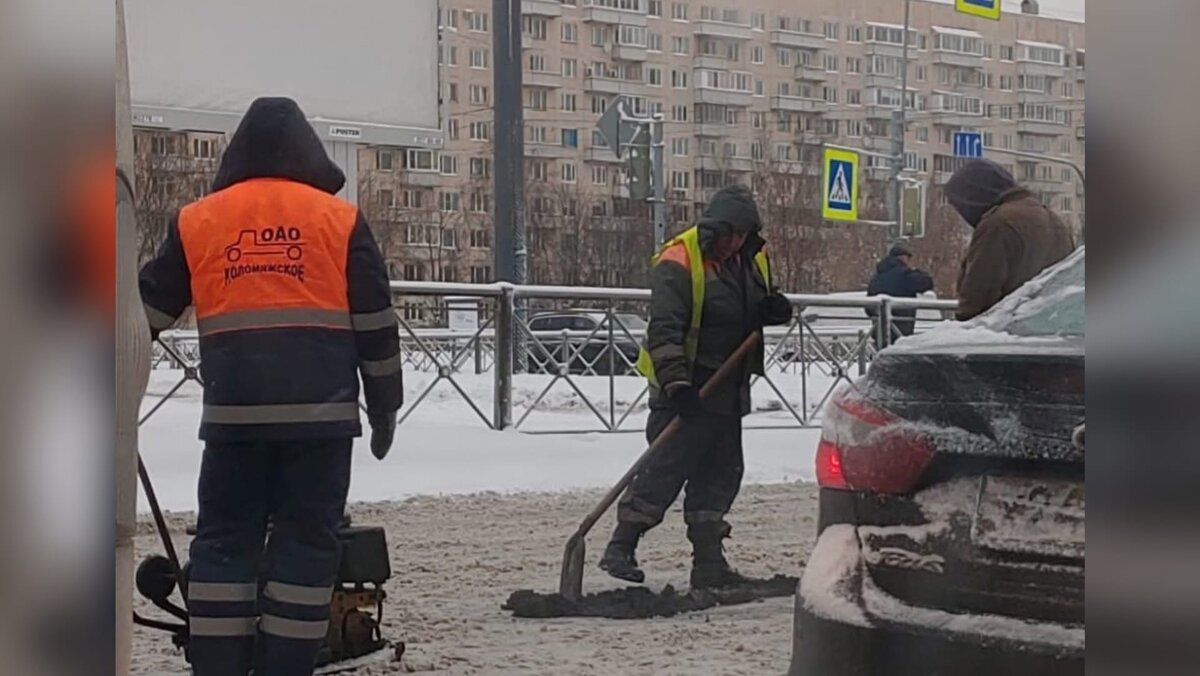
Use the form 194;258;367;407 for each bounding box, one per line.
760;291;794;326
368;413;397;460
665;383;704;419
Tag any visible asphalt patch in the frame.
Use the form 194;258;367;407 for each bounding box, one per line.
503;575;799;619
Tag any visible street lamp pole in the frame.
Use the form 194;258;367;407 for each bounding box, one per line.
889;0;912;242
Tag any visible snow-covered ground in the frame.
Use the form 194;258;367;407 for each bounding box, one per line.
139;369;826;513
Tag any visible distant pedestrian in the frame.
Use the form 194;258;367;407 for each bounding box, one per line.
945;159;1075;320
866;243;934;338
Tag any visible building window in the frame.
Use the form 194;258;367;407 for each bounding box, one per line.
378;189;395;207
562;128;579;148
524;15;548;40
824;54;839;72
824;21;839;40
471;266;492;284
528;54;547;73
470;158;492;179
648;32;663;52
591;165;609;186
376;150;394;170
439;191;461;212
670;170;689;190
822;86;838;103
470;230;490;249
561;58;578;79
446;82;459;104
561;22;578;43
592;25;607;47
529;160;548;182
671;69;689;88
671;137;689;156
560;93;578;112
648;67;663;86
648;0;663;17
440;154;458;175
671;104;688;122
403;264;425;282
847;89;862;105
405;149;436;172
470;121;490;141
847;120;863;137
672;36;689;55
846;57;862;74
848;25;863;43
916;127;928;143
750;46;764;64
470;85;490;105
469;191;491;212
561;163;577;183
1000;44;1015;61
442;8;459;30
470;48;490;69
526;88;548;111
671;2;688;20
465;10;489;32
751;12;766;30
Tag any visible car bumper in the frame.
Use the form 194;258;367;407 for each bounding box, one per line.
788;525;1084;676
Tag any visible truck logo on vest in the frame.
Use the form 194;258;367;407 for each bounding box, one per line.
223;227;307;286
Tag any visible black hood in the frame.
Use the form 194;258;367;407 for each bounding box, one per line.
944;159;1018;227
212;97;345;194
697;185;764;254
876;255;904;274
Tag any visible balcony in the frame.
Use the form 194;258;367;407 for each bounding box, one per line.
694;122;733;138
770;30;826;51
525;143;575;159
525;71;563;88
697;153;754;173
583;76;649;96
771;95;825;113
934;50;984;69
404;171;443;187
864;165;892;181
933;170;955;185
795;63;828;82
695;86;753;107
1075;126;1085;140
695;54;736;70
582;6;648;26
693;20;754;41
611;44;649;61
522;0;562;17
929;110;986;128
863;73;900;89
1018;60;1066;78
865;41;907;59
584;147;623;163
1076;67;1086;82
864;104;896;120
1017;119;1067;136
1022;178;1065;193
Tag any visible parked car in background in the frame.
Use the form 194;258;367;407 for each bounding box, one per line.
527;311;646;376
789;249;1085;676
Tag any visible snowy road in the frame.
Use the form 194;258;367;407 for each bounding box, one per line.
138;370;825;513
132;481;819;675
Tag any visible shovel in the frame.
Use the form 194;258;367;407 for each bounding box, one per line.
558;331;763;601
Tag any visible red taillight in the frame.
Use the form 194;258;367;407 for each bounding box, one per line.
815;390;935;494
816;440;848;489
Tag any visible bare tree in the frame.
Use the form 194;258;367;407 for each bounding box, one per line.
133;130;221;264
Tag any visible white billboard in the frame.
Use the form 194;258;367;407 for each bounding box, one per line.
125;0;443;148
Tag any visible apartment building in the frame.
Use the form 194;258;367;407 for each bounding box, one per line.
133;0;1084;304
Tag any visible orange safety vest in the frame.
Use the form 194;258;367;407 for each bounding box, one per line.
177;178;359;337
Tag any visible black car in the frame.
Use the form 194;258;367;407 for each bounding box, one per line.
789;249;1085;676
527;311;646;376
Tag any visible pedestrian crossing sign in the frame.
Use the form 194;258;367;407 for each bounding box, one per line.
956;0;1001;20
822;148;858;221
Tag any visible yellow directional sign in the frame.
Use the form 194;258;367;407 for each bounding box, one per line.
956;0;1001;20
822;148;859;221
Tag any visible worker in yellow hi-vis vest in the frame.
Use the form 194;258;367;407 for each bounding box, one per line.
600;185;794;589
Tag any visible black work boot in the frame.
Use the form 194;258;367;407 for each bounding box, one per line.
599;522;647;584
688;522;754;590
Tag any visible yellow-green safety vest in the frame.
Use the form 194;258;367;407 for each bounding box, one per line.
636;226;770;386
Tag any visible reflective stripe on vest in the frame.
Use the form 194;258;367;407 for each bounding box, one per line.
177;178;358;337
636;226;770;386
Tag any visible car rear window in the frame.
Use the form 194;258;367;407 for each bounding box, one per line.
981;248;1085;338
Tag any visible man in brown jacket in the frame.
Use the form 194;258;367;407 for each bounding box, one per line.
945;159;1076;320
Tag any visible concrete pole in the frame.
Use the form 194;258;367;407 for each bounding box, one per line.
116;0;153;672
889;0;912;243
650;114;666;250
492;0;526;285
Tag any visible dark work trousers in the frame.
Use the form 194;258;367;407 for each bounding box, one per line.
617;409;745;536
186;439;352;676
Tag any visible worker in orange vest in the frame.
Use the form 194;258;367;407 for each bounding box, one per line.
139;98;402;675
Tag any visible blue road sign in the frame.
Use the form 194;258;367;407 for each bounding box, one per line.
956;0;1001;20
822;148;858;221
953;131;983;159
